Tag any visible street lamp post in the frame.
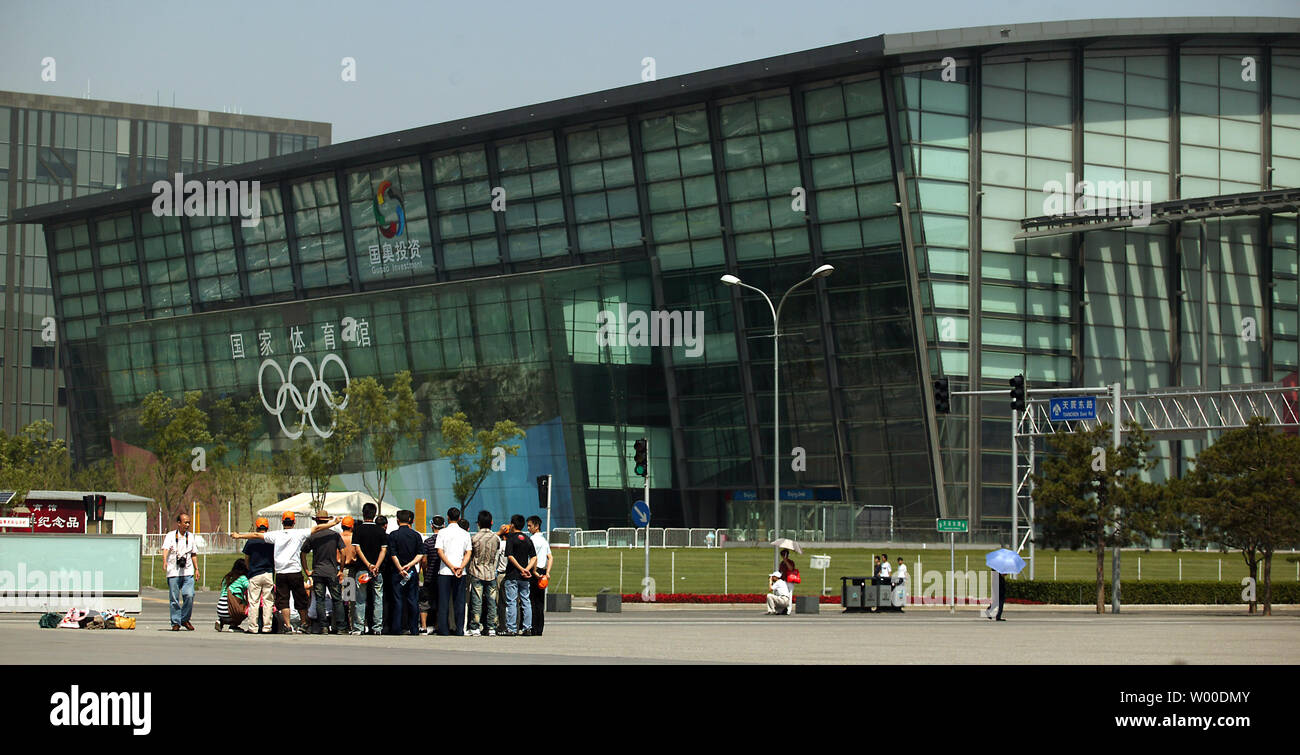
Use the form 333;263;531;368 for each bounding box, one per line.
722;264;834;570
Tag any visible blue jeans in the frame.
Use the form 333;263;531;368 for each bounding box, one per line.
504;577;532;634
352;571;384;634
437;573;466;636
168;575;194;626
468;578;497;632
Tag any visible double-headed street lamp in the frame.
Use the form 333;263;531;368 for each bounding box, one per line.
721;264;834;569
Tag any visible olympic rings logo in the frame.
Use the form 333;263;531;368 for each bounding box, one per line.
258;354;350;439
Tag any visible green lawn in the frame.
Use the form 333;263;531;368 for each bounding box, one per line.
145;547;1300;596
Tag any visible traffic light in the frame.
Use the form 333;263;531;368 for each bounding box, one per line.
933;377;951;414
83;494;106;523
633;438;648;477
1009;374;1026;412
536;475;550;509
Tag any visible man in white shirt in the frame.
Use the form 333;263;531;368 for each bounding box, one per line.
892;557;909;611
526;515;552;636
434;507;473;636
233;511;338;634
162;513;201;631
879;553;892;579
766;571;792;615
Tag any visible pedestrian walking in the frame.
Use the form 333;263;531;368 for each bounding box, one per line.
526;515;552;636
162;513;200;631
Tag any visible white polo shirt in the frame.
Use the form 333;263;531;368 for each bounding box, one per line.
530;532;552;573
879;560;892;578
435;522;473;577
261;527;311;574
770;579;791;598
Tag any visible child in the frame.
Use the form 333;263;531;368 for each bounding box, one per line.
215;559;251;632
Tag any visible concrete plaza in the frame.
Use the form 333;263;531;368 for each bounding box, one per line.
0;589;1295;665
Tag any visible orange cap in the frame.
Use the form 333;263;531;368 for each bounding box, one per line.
255;517;269;530
342;516;355;528
281;511;296;524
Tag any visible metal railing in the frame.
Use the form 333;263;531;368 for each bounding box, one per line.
545;526;1000;548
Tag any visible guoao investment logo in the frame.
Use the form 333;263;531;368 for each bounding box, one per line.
373;180;405;238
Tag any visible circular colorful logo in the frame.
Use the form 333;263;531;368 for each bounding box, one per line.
372;180;406;238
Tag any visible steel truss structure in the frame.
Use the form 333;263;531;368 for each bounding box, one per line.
1010;383;1300;582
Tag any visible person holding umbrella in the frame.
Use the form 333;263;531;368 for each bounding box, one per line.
770;538;802;587
984;548;1025;621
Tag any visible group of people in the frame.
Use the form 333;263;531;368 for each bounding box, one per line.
158;502;554;637
764;549;913;615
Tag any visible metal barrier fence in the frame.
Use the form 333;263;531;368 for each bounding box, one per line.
142;533;239;555
546;526;1003;548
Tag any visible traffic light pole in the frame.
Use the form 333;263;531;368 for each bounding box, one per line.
643;447;650;590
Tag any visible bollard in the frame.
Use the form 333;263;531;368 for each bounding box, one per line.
595;593;622;613
794;595;819;614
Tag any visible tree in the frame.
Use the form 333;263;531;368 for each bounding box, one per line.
1181;417;1300;616
437;412;526;509
0;420;68;505
211;396;268;530
271;446;309;500
337;370;424;506
292;402;358;509
137;390;213;521
1032;422;1167;613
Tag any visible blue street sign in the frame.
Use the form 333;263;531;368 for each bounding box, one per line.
632;500;650;527
1050;396;1097;420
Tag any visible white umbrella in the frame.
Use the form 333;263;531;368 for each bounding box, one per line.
770;538;803;554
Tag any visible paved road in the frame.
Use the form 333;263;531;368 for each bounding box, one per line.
2;589;1296;664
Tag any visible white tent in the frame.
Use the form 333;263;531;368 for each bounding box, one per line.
257;491;398;525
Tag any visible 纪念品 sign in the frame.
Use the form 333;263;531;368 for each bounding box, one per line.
25;503;87;533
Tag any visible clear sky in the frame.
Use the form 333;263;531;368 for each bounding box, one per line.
1;0;1296;144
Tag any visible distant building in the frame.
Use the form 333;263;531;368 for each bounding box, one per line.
0;90;330;438
10;18;1300;537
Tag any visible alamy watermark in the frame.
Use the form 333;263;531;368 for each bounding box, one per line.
1041;172;1152;228
0;564;105;609
151;173;261;227
595;304;706;358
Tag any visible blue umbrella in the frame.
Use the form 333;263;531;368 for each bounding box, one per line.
985;548;1026;575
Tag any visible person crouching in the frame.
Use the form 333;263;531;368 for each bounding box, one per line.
766;571;792;615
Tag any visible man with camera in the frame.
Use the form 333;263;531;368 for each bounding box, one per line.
162;513;200;631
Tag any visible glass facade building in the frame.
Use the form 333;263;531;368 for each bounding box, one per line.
12;19;1300;537
0;90;329;437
